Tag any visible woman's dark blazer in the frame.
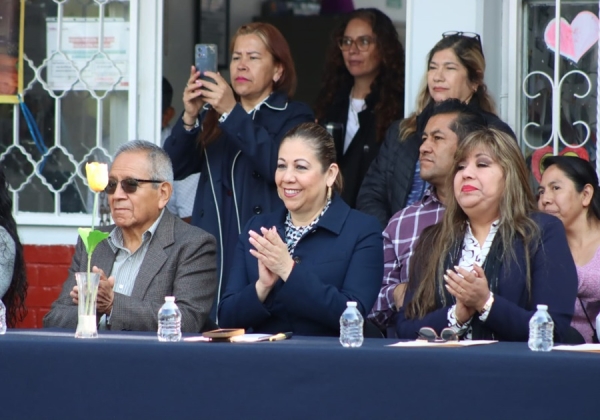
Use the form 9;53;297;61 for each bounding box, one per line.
319;87;402;208
164;91;314;317
396;213;578;342
218;194;384;336
356;95;516;229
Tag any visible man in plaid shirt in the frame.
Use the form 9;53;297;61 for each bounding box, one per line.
368;99;488;334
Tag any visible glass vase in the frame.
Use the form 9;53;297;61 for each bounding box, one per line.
74;272;100;339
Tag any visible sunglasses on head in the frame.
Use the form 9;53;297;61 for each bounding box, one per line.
442;31;484;55
105;178;164;195
417;326;459;343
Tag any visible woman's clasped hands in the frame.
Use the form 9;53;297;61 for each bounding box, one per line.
249;227;295;302
444;264;491;324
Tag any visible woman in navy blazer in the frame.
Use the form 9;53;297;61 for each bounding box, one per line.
164;23;313;320
397;128;578;342
218;123;383;336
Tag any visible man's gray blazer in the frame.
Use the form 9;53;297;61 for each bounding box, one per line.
43;210;217;332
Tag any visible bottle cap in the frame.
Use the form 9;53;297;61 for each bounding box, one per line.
537;304;548;310
346;301;357;307
165;296;175;302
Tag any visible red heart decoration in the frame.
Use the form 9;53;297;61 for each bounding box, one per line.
531;146;590;182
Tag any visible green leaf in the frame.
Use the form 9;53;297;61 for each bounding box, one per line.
78;228;109;255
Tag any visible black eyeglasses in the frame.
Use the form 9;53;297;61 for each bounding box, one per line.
105;178;164;194
417;326;459;343
338;35;376;52
442;31;484;55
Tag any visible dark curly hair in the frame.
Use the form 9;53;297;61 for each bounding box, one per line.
0;167;27;327
315;8;405;143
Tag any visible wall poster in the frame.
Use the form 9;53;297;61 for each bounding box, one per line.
0;0;24;103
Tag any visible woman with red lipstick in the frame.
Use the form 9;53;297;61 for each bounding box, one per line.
218;123;383;336
357;32;515;229
396;128;578;342
538;156;600;343
164;23;313;322
315;8;404;209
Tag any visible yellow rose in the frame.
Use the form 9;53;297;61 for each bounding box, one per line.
85;162;109;193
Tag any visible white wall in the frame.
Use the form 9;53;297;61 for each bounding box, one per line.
353;0;406;21
229;0;263;38
163;0;196;120
405;0;504;118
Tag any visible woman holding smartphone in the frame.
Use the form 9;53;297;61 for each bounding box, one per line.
164;23;313;322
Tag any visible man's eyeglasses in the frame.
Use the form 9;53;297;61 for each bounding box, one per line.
338;35;376;52
442;31;483;55
105;178;164;195
417;326;459;343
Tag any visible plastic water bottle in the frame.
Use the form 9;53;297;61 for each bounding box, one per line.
596;311;600;342
528;304;554;351
340;301;363;348
0;300;6;335
157;296;181;342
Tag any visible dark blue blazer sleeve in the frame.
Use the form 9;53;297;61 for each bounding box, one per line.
275;217;383;331
483;215;577;341
163;116;203;180
219;102;314;183
217;220;272;329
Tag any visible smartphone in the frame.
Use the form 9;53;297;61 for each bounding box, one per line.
325;122;344;145
194;44;218;86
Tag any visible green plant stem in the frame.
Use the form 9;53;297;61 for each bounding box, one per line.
86;192;99;315
91;192;98;231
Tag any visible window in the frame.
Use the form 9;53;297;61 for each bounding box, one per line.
0;0;130;218
521;0;598;182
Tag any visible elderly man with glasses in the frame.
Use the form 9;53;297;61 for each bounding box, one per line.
44;140;217;332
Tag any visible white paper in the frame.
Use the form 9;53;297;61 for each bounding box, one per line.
230;334;273;343
387;340;498;348
46;18;130;91
553;344;600;353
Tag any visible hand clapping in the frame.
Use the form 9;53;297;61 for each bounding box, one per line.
249;227;294;282
444;264;490;313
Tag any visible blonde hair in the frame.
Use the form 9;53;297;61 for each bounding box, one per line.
399;35;495;141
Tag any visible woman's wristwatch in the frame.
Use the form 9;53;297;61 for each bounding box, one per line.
478;292;495;320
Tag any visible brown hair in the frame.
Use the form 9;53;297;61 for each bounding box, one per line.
315;8;405;144
281;122;344;193
406;128;539;319
400;34;496;141
199;22;297;148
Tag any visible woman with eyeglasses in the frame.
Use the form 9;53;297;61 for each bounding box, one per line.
357;32;515;229
0;166;27;328
538;156;600;343
164;23;313;321
397;129;578;342
314;8;404;208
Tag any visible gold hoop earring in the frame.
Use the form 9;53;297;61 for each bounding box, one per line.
327;186;332;201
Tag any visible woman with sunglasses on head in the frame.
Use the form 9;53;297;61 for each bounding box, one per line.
314;8;404;208
164;23;313;321
396;129;578;342
218;123;383;336
0;167;27;328
357;32;515;229
538;156;600;343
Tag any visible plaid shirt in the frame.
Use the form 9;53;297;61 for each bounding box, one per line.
368;189;445;328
